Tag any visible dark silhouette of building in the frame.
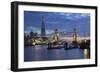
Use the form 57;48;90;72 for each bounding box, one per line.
41;16;46;37
30;30;34;39
30;30;38;39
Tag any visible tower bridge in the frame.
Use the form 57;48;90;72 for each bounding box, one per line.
51;28;78;43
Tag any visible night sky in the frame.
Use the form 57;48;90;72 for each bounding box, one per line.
24;11;90;37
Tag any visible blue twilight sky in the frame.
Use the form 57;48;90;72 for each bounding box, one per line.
24;11;90;37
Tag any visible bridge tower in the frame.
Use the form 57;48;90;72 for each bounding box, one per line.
72;28;77;42
52;29;60;42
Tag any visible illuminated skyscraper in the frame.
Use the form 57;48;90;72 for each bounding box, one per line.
41;16;46;37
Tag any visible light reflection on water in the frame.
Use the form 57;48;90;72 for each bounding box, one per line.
24;45;85;62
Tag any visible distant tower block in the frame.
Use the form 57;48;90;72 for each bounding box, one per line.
41;16;46;37
72;28;77;42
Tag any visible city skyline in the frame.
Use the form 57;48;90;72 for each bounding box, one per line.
24;11;90;37
24;11;91;62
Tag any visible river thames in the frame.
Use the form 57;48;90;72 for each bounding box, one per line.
24;45;88;62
